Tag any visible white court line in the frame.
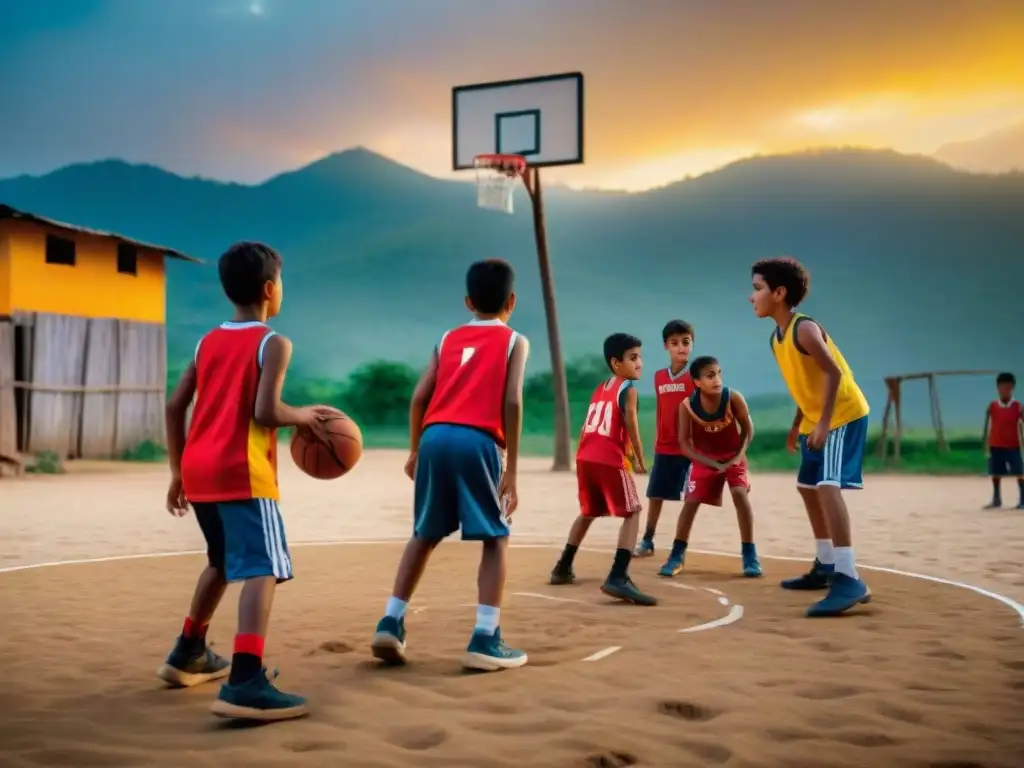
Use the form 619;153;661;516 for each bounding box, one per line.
664;583;698;592
513;591;588;605
680;605;744;634
703;587;726;597
582;646;621;662
3;537;1021;628
717;596;730;606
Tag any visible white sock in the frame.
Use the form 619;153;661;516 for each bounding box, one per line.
832;546;858;580
815;539;835;565
475;604;500;635
385;596;408;619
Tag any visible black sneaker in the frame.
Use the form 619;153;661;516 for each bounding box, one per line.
549;565;576;585
779;559;834;591
600;575;657;606
157;637;230;688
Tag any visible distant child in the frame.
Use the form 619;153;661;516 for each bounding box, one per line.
371;259;530;672
162;241;335;721
659;356;761;578
634;320;695;559
750;257;872;617
549;333;657;606
983;372;1023;509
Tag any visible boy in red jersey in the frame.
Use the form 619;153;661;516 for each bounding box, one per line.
983;372;1023;509
634;320;695;558
658;356;761;578
161;242;334;721
548;333;657;606
371;260;530;672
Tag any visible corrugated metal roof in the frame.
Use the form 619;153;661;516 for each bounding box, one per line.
0;204;202;264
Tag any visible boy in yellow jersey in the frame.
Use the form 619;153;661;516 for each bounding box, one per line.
750;257;871;617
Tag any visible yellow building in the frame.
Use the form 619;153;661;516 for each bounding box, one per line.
0;204;199;465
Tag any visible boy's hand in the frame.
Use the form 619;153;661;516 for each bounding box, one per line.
786;427;800;454
633;457;648;475
298;405;340;429
166;476;189;517
498;471;518;518
404;451;417;480
807;420;829;451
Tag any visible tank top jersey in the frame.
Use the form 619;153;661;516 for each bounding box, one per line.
421;318;519;448
685;388;742;460
653;367;694;455
988;399;1022;449
770;313;870;434
577;377;633;467
181;321;280;502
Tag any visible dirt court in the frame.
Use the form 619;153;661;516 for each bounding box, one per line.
1;451;1022;768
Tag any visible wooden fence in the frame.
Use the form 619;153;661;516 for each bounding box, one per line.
1;312;166;460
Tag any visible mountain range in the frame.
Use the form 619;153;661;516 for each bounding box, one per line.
1;147;1022;428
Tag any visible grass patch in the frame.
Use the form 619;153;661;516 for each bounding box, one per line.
122;440;168;462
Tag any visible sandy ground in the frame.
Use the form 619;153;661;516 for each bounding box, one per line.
1;451;1022;767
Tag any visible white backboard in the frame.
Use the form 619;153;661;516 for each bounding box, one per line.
451;72;584;170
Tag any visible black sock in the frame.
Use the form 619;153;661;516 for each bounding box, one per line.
670;539;688;559
1018;478;1024;504
228;653;262;685
557;543;578;570
992;477;1002;503
642;527;656;543
609;548;632;579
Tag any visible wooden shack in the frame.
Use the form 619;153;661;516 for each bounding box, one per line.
0;204;199;464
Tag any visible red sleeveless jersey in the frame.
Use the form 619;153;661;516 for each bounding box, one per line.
653;367;694;455
685;388;742;460
422;319;518;447
181;322;280;501
989;399;1022;449
577;377;633;467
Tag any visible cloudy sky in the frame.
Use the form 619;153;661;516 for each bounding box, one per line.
1;0;1022;190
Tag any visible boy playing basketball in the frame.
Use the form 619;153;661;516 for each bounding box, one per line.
549;333;657;606
371;259;530;671
634;320;695;559
750;257;871;617
983;372;1023;509
161;241;335;720
658;356;761;578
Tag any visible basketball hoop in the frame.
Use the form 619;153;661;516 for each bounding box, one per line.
474;154;527;214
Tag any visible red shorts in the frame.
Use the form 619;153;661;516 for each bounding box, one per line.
577;460;642;518
685;460;750;507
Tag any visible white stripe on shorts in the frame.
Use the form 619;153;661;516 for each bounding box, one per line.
619;468;643;513
258;498;292;579
820;423;847;487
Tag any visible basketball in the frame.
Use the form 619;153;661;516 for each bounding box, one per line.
290;411;363;480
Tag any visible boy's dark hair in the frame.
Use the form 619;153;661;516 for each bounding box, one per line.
751;256;810;307
662;319;694;342
996;372;1016;386
467;259;515;314
603;333;642;371
689;355;719;379
218;242;282;306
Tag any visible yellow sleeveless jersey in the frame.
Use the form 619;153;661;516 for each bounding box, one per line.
770;313;869;434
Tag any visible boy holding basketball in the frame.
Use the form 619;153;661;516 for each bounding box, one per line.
983;372;1023;509
371;259;531;671
658;356;761;578
548;333;658;606
634;319;695;558
750;256;871;617
161;241;334;720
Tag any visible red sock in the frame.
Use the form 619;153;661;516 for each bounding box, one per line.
182;617;209;639
233;633;265;658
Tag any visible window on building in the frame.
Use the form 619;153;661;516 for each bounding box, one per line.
117;243;138;276
45;234;76;266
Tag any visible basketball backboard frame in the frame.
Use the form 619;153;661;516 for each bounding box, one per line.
451;72;585;171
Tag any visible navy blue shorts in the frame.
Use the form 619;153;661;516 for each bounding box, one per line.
797;416;868;490
193;498;293;583
413;424;510;541
989;447;1024;477
646;453;692;500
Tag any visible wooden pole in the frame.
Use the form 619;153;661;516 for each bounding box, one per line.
927;374;948;452
524;167;572;471
878;382;893;462
893;377;904;464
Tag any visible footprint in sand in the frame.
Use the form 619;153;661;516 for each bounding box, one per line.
307;640;354;656
680;740;733;764
283;740;346;753
385;725;449;751
831;731;901;748
657;701;719;722
924;647;967;661
766;727;815;742
875;703;924;724
582;751;637;767
794;684;862;701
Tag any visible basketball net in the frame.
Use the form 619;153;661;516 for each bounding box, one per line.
474;154;527;214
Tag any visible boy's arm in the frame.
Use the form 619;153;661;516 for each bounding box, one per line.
623;385;646;472
677;402;725;471
795;321;841;433
981;404;990;450
253;334;317;428
408;351;440;454
502;335;531;478
727;390;754;464
165;362;197;479
790;407;803;432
